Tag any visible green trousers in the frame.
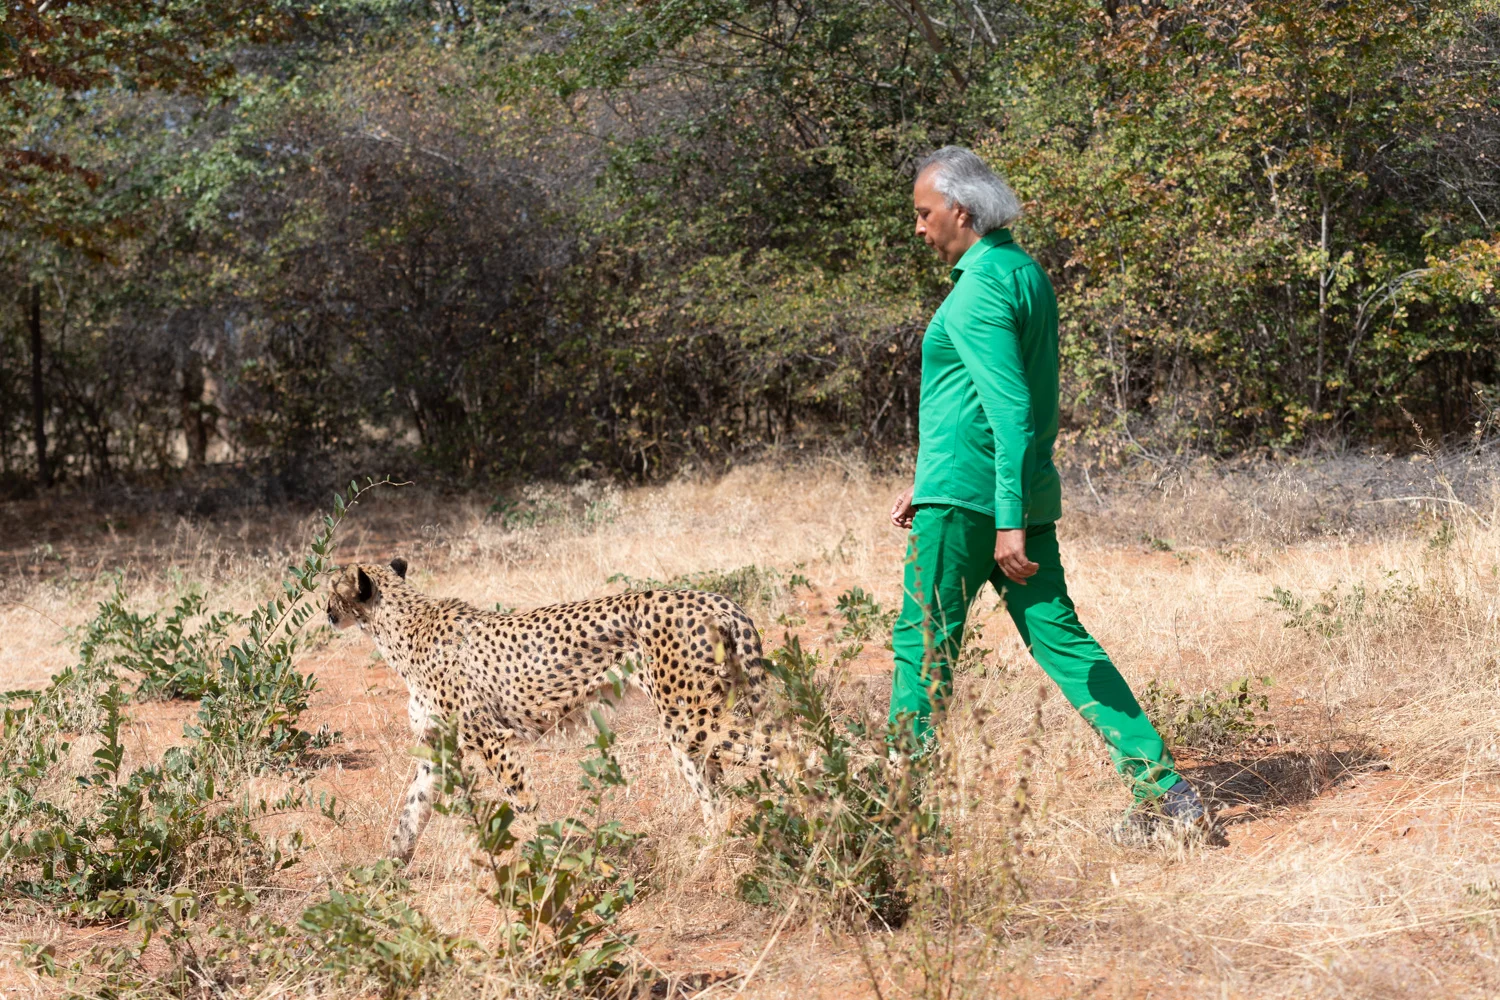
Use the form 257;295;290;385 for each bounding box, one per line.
888;505;1181;801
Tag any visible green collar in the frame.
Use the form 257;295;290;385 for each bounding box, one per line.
950;228;1013;280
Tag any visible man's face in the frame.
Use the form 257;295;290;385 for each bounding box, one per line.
913;167;974;265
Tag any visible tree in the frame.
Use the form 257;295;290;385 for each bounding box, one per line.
1;0;289;486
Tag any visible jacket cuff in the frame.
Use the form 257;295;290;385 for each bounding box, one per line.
994;500;1026;530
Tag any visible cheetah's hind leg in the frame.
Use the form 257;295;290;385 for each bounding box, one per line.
667;732;724;827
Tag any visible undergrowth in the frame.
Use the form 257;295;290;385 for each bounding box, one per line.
430;699;646;996
735;635;941;928
75;580;243;701
0;479;394;911
60;710;648;999
1140;675;1276;753
1266;571;1421;639
834;586;899;646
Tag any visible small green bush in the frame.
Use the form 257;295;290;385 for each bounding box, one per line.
1266;573;1419;639
735;635;940;928
834;586;898;646
0;479;392;908
62;862;460;999
292;862;463;996
86;719;647;999
75;579;243;701
954;618;996;677
429;694;646;995
1140;675;1275;753
1;682;299;907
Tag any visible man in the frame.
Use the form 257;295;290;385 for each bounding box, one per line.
888;146;1211;836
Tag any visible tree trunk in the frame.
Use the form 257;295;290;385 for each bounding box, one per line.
180;352;208;468
28;283;50;488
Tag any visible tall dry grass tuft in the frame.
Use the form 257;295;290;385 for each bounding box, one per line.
4;458;1500;997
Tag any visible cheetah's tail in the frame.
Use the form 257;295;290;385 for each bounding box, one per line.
708;610;798;770
709;609;769;708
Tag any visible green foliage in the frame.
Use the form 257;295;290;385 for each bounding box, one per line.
999;0;1500;449
61;700;650;1000
954;617;996;677
429;700;645;995
0;680;300;908
835;586;898;645
1140;676;1275;753
292;862;463;996
4;0;1497;488
735;636;941;927
63;864;461;999
0;478;394;907
75;577;243;701
1266;572;1420;638
609;564;809;610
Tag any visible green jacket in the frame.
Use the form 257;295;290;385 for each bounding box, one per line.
912;228;1062;530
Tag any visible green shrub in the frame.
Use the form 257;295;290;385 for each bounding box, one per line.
834;586;898;646
1140;675;1275;753
0;479;392;908
735;635;940;928
58;862;460;1000
1266;573;1419;639
1;682;300;908
954;618;996;677
292;862;463;996
428;693;646;995
87;718;647;999
74;579;243;701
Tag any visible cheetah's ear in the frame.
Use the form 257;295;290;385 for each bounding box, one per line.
356;567;374;603
390;557;408;580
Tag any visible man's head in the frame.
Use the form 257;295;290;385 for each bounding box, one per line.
913;146;1023;265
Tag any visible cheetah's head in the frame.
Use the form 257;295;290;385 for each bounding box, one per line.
327;558;408;629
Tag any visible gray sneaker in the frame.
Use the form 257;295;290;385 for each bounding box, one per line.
1161;779;1208;824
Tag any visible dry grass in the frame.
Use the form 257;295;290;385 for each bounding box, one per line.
5;457;1500;999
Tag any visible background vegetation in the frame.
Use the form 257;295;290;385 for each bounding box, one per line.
4;0;1499;493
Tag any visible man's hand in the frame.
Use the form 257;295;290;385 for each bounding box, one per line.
890;487;916;529
995;528;1039;585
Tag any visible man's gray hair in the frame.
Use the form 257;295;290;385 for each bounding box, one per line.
916;146;1023;233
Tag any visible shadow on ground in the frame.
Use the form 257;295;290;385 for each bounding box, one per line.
1186;746;1386;824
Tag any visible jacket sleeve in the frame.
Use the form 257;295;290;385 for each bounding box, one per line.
944;269;1032;529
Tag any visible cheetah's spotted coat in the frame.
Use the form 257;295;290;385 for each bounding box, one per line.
327;559;775;861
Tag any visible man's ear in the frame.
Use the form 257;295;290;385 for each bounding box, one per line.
357;568;374;603
390;557;408;579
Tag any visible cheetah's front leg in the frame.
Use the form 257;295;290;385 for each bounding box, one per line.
389;695;451;864
389;726;444;863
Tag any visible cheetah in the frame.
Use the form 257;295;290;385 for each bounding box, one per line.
326;558;778;862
